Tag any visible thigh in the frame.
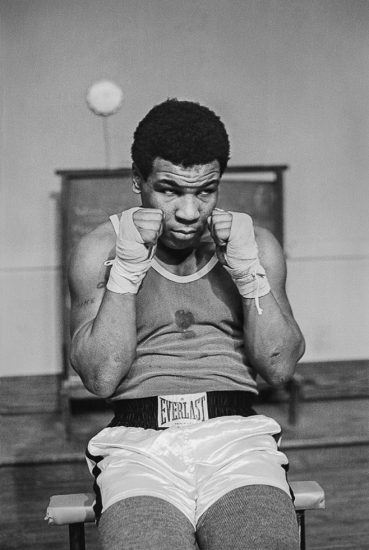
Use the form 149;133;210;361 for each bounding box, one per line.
196;485;299;550
99;495;199;550
87;425;196;524
195;416;291;522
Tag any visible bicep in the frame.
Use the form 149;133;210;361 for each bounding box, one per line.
255;227;294;318
68;237;112;337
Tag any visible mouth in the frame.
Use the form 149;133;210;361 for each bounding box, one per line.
171;228;198;238
172;228;197;234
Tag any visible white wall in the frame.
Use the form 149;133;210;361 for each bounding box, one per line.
1;0;368;375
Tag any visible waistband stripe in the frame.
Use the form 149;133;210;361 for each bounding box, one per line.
109;390;257;430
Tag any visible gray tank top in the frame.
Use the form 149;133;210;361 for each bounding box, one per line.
108;214;258;400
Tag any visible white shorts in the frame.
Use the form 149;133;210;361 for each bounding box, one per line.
86;414;291;528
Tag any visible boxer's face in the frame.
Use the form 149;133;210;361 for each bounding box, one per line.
135;158;220;249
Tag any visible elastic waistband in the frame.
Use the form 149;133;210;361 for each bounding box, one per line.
109;391;257;430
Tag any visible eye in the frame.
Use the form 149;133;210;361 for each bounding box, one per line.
198;188;216;197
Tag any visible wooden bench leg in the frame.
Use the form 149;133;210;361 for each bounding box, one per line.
61;385;72;440
69;523;86;550
287;376;302;425
296;511;306;550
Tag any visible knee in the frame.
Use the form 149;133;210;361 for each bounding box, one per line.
197;485;299;550
98;496;196;550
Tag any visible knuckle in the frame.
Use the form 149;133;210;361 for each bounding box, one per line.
132;210;143;221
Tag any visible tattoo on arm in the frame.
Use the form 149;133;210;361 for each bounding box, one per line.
97;281;107;289
77;298;96;308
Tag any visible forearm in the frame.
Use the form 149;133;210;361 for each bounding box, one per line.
70;291;137;398
242;293;305;386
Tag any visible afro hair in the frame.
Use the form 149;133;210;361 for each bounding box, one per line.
131;98;230;180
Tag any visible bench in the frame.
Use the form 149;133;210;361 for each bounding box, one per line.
45;480;325;550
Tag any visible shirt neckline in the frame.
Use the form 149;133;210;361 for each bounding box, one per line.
151;254;218;283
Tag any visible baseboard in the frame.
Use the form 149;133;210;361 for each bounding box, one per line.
0;360;368;414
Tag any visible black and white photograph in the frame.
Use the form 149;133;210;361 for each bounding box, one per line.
1;1;368;549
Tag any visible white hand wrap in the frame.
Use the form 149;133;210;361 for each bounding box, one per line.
107;207;155;295
224;212;271;314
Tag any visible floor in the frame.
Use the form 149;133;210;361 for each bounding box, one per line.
1;397;368;549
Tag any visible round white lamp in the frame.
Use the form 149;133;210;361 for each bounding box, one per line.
86;80;124;167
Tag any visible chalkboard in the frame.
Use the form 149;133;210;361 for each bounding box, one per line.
56;166;287;411
58;166;285;262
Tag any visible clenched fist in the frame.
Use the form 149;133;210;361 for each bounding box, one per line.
208;208;258;269
207;209;232;265
208;208;271;313
133;208;163;248
107;207;162;295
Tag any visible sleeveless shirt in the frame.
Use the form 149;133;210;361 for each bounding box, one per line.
108;215;258;401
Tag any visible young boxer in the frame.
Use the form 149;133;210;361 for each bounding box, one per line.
69;99;305;549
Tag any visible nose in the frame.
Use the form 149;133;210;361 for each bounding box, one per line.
176;195;200;223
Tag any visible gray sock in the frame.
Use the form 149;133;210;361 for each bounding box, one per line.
196;485;299;550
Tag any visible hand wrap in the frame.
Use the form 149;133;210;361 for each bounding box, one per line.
223;212;271;314
106;207;155;294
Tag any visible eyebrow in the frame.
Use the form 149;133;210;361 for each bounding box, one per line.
155;178;219;189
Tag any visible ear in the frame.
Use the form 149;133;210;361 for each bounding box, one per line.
132;164;142;194
132;177;141;194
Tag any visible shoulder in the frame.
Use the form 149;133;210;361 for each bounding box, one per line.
68;220;116;292
254;225;287;285
254;225;283;258
71;220;116;266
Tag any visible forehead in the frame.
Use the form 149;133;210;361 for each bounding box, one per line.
148;158;220;186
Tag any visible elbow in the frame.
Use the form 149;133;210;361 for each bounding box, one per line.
85;377;118;399
265;365;295;387
263;340;305;387
70;350;130;399
77;367;120;399
252;327;306;388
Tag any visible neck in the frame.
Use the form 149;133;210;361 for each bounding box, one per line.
155;241;215;276
156;243;196;265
